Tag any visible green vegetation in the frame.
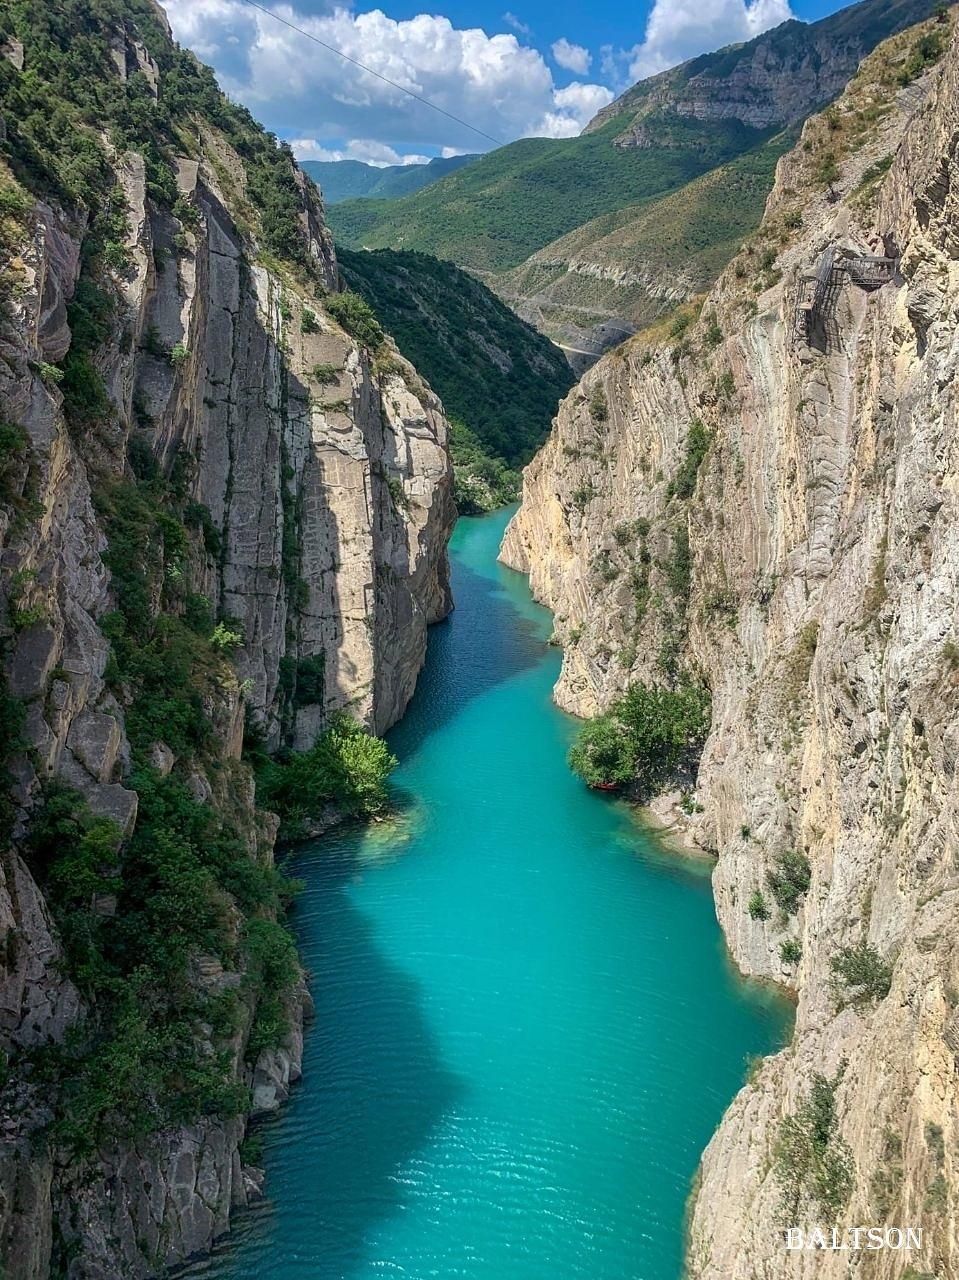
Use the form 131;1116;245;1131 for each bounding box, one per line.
338;248;573;487
748;889;771;921
301;154;478;205
495;131;793;348
830;943;893;1006
325;290;385;351
0;419;30;503
775;1065;855;1221
0;0;318;272
26;772;302;1153
897;25;947;83
588;387;609;423
779;938;802;965
0;664;24;843
568;681;710;796
311;362;340;385
668;419;711;501
766;849;812;916
256;714;397;841
338;248;573;509
330;116;781;275
871;1129;904;1216
449;420;522;514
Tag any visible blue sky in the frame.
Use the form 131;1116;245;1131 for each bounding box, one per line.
165;0;853;166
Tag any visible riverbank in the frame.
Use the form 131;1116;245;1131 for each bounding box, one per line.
198;509;791;1280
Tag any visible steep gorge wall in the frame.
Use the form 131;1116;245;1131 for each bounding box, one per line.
504;22;958;1280
0;15;452;1278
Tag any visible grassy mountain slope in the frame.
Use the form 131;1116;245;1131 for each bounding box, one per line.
492;130;794;361
329;115;774;274
329;0;950;359
590;0;947;133
338;248;575;510
301;153;477;205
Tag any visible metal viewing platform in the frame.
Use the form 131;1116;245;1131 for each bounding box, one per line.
794;246;897;347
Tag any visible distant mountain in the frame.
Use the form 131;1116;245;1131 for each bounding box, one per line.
302;153;478;204
329;0;951;360
338;248;575;510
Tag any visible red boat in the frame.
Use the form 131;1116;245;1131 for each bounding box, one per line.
590;781;620;792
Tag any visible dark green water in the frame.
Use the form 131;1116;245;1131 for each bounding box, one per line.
203;508;790;1280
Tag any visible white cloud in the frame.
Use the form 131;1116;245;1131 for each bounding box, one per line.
291;138;431;166
164;0;612;151
502;12;531;37
628;0;794;81
536;79;615;137
551;38;591;75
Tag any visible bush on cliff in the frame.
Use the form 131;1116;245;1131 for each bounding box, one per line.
258;713;397;839
568;680;710;796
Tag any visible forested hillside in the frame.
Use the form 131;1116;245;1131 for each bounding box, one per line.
339;248;574;510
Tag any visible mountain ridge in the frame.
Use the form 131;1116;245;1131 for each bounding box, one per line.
329;0;953;360
301;152;477;204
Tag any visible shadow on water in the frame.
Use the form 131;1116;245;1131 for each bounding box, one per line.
193;838;464;1280
388;546;550;761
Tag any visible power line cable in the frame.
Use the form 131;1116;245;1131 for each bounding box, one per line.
236;0;504;147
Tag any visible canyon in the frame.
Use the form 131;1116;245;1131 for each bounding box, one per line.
2;0;958;1277
0;3;452;1274
503;14;959;1278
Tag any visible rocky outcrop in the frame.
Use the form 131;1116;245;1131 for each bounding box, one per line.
504;19;958;1280
0;9;452;1277
587;0;948;139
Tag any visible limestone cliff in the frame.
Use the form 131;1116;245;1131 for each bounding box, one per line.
504;16;958;1279
0;2;452;1275
588;0;948;138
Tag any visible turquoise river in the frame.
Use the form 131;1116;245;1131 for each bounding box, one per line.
202;507;791;1280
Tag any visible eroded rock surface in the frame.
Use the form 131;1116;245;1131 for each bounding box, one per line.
0;16;451;1277
504;24;959;1280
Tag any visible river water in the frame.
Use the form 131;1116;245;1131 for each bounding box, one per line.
202;507;790;1280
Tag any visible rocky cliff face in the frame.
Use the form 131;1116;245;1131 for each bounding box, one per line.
588;0;948;139
0;5;452;1276
504;17;958;1280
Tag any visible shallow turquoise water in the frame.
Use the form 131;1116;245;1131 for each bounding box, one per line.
203;508;790;1280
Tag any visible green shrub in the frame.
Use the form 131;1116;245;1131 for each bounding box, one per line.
830;943;892;1006
183;501;222;558
278;653;326;708
775;1066;854;1220
569;681;710;796
704;318;723;348
258;713;397;837
779;938;802;965
243;917;300;1060
311;362;340;385
816;152;840;188
301;309;319;334
766;849;811;915
170;194;198;229
665;422;711;496
325;290;385;351
897;28;946;85
0;666;24;842
169;341;189;367
665;526;692;602
748;889;770;921
0;420;30;502
588;386;608;423
210;621;243;652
